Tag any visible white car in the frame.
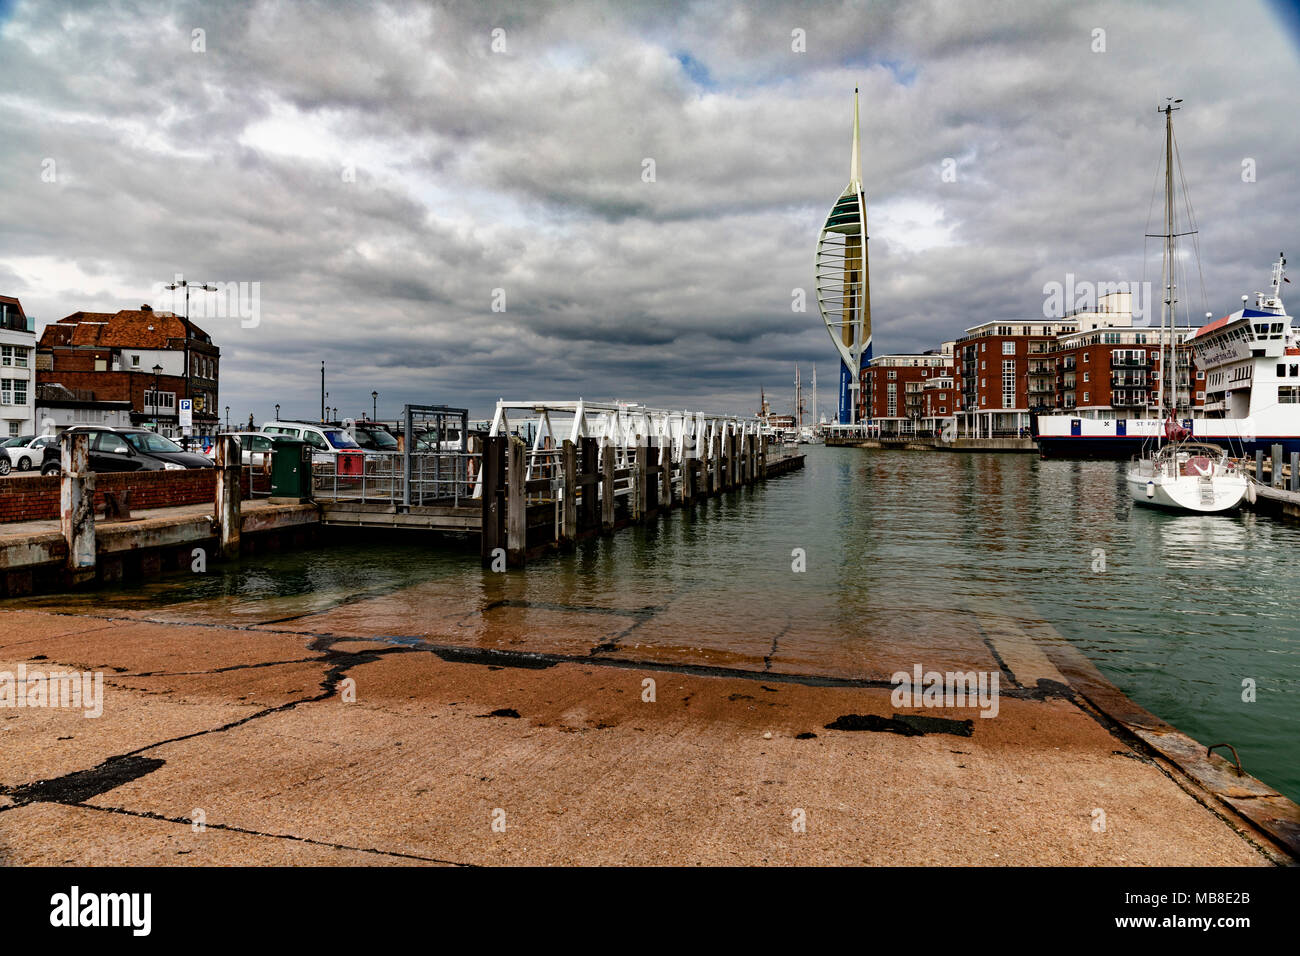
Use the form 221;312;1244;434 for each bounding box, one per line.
260;421;365;475
201;432;286;468
1;434;58;473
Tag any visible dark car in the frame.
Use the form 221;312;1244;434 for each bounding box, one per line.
41;427;216;475
350;423;399;452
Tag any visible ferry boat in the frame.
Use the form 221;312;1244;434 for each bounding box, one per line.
1037;254;1295;458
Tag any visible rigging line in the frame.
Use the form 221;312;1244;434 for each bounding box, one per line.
1141;123;1166;302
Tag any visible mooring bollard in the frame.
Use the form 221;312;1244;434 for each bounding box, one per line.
215;435;242;559
60;432;96;583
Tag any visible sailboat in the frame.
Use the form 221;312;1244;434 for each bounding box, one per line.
1125;99;1247;514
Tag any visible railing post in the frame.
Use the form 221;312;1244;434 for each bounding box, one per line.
600;442;615;533
215;435;242;559
60;432;96;584
506;435;527;567
480;435;503;566
561;439;577;550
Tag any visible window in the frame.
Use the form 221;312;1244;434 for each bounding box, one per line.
981;343;986;352
1083;392;1090;403
1292;365;1299;377
1280;386;1300;404
1278;364;1286;378
1083;372;1089;382
7;422;18;438
888;370;897;380
980;361;986;370
1082;352;1090;363
94;358;107;371
1196;391;1205;401
0;378;27;406
939;406;946;414
1002;341;1016;355
886;384;897;418
131;354;140;368
1002;360;1015;409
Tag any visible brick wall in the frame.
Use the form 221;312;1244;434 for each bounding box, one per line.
0;469;249;524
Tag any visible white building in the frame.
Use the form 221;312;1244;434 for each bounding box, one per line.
0;295;36;437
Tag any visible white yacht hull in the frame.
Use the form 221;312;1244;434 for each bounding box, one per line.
1125;470;1248;513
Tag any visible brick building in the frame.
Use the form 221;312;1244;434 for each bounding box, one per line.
36;307;220;438
861;349;954;436
953;319;1077;438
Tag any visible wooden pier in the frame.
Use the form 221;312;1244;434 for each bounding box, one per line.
316;400;805;566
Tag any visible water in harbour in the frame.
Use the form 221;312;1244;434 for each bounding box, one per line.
14;446;1299;802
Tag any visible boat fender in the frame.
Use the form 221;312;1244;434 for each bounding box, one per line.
1146;480;1156;499
1246;482;1256;505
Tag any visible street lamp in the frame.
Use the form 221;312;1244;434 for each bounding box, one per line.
372;390;378;421
152;363;163;433
163;276;216;434
225;406;230;431
275;403;280;421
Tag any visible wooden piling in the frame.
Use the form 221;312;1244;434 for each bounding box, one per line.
633;438;648;522
60;432;95;583
506;435;527;567
561;439;577;550
480;435;504;565
600;443;615;533
658;439;671;510
580;437;599;533
1273;444;1284;489
215;435;242;559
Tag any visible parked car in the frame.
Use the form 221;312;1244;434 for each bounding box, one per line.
260;421;365;480
349;422;399;453
40;426;215;475
200;432;289;468
1;434;57;472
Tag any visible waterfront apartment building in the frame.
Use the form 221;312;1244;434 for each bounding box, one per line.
1040;291;1202;417
0;295;37;437
952;319;1078;438
861;349;954;436
36;307;220;438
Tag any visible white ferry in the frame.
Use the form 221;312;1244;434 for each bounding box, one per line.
1036;255;1296;459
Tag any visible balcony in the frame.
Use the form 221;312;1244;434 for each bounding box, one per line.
1061;359;1077;371
1028;382;1056;395
1111;356;1149;368
1111;373;1148;387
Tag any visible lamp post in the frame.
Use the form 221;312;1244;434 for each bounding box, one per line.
371;390;378;421
152;363;163;433
225;406;230;431
163;277;216;434
275;403;280;422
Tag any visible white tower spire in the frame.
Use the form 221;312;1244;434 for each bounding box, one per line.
850;87;861;186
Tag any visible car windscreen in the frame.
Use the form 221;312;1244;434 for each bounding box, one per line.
1;436;31;447
322;430;361;449
124;432;185;455
358;428;398;449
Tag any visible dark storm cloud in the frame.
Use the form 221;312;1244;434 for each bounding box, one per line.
1;0;1298;422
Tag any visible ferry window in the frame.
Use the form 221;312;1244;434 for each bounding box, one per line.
1272;323;1284;334
1280;386;1300;404
1279;364;1287;378
1292;365;1299;377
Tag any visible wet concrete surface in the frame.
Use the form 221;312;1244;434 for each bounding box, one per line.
0;604;1291;866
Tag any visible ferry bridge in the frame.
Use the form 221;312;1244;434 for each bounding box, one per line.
313;400;805;566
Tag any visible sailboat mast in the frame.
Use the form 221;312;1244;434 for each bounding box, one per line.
1163;100;1179;420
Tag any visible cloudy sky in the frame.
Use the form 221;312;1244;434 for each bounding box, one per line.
2;0;1298;423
